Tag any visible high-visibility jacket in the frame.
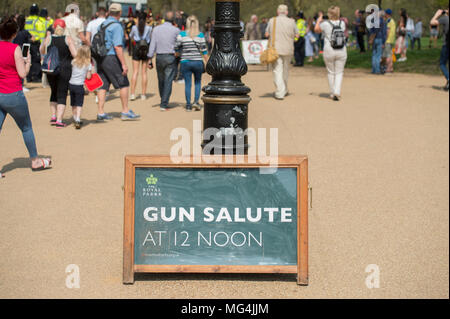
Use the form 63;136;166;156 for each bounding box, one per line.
24;15;46;42
295;19;307;40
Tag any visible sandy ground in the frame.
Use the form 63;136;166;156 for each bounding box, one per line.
0;60;448;299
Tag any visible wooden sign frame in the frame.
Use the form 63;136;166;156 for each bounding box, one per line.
123;155;308;285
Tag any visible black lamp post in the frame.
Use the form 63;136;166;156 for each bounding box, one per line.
202;0;251;155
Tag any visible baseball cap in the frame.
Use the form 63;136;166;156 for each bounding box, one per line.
385;8;392;15
109;3;122;13
65;3;80;15
53;19;66;29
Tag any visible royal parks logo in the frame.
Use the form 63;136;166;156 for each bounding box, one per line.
142;174;162;197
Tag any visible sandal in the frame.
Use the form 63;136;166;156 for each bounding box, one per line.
31;158;52;172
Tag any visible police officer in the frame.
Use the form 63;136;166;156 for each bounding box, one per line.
294;11;307;67
39;8;54;37
25;4;45;82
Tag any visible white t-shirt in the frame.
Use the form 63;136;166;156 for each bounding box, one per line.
64;14;85;48
86;17;106;41
69;63;92;86
320;20;347;51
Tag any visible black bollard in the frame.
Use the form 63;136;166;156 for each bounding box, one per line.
202;0;251;155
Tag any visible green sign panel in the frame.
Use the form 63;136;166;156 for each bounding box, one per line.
133;167;298;266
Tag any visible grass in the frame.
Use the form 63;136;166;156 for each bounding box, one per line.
308;37;445;76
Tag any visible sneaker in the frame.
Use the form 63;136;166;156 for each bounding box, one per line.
74;120;82;130
192;102;202;111
130;94;136;101
333;95;340;101
23;87;30;93
141;94;147;100
121;110;141;121
445;81;449;92
186;106;192;112
97;113;113;121
397;57;407;62
160;106;168;112
55;121;66;128
50;117;57;126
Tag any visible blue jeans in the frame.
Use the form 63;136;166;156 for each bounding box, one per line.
406;31;413;49
372;38;383;74
0;91;38;158
180;60;204;106
440;44;449;81
155;54;177;108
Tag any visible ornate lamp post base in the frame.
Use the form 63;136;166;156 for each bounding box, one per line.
202;0;251;155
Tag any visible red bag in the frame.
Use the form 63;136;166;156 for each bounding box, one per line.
85;73;103;92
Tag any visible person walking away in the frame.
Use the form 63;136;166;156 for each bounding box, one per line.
69;45;92;129
86;7;106;46
314;6;347;101
293;11;306;67
175;15;208;111
431;8;449;91
429;23;439;49
265;5;299;100
39;8;54;38
129;12;152;101
244;15;262;40
382;9;396;74
368;11;386;74
24;4;45;83
412;18;422;50
147;11;181;111
40;19;77;128
63;3;86;49
0;17;52;178
96;3;140;121
304;18;317;62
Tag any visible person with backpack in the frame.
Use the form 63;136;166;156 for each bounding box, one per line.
314;6;347;101
129;12;152;101
93;3;140;121
40;19;77;128
175;15;208;111
0;17;52;178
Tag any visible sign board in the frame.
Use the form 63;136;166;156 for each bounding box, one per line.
242;40;269;65
123;156;308;285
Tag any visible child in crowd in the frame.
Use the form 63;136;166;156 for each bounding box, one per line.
69;45;92;129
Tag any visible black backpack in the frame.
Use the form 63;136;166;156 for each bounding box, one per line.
136;38;149;59
328;20;346;49
91;21;120;61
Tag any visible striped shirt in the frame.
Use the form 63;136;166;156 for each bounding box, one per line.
175;31;208;62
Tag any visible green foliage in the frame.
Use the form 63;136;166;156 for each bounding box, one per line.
1;0;445;23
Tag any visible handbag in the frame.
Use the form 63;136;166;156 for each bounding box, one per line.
260;18;279;64
85;73;104;92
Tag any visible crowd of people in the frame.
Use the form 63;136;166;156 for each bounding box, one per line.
0;2;449;178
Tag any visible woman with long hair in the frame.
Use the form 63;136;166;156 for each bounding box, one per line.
314;6;347;101
40;19;77;128
129;12;152;101
395;15;408;62
0;18;51;178
69;45;92;129
175;15;208;111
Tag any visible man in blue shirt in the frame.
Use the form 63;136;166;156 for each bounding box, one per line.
97;3;140;121
369;12;386;74
147;11;181;111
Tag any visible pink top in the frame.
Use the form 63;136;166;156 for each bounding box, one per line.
0;41;22;94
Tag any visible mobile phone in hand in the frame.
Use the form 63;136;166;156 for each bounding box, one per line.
22;43;30;58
